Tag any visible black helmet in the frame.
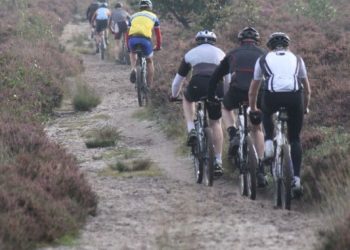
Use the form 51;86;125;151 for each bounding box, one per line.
195;30;217;45
115;3;123;8
266;32;290;50
238;27;260;42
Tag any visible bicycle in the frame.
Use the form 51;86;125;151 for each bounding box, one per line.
134;44;151;107
170;97;216;186
266;107;294;210
98;29;108;60
119;32;130;65
232;102;258;200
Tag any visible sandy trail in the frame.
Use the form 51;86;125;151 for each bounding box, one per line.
42;22;320;250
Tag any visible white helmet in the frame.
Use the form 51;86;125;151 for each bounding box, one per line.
195;30;217;45
140;0;152;9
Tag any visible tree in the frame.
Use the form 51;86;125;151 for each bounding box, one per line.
152;0;231;29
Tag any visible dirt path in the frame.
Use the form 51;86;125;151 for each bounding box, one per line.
43;22;321;250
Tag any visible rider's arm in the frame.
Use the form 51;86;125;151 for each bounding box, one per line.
249;58;263;111
171;58;191;97
223;73;231;94
207;56;230;100
298;58;311;112
154;26;162;49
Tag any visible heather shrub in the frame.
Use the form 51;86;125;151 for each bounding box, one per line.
73;83;101;111
0;0;98;249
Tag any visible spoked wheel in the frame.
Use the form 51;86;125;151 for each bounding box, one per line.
281;144;293;210
136;66;144;107
100;41;105;60
239;138;248;196
203;128;215;187
246;136;257;200
192;139;203;184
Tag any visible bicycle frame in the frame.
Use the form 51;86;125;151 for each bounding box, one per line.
235;102;257;199
271;107;293;209
134;45;148;106
272;109;289;180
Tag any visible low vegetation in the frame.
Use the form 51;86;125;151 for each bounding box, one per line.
0;0;97;249
84;126;121;148
73;83;101;111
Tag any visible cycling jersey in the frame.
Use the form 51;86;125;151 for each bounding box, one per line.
254;50;307;92
172;43;229;98
87;3;99;23
110;8;130;23
128;10;160;39
96;7;110;20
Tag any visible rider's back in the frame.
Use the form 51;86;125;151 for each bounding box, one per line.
226;44;265;91
95;7;109;20
128;10;159;38
111;8;129;22
184;44;225;77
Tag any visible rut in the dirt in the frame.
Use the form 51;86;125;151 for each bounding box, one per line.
42;21;321;250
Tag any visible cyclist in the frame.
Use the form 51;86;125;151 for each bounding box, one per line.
92;2;111;53
86;1;101;38
127;0;162;88
207;27;267;186
170;30;230;175
109;2;130;62
248;32;311;193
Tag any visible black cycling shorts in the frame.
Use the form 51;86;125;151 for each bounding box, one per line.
184;75;223;121
184;75;223;102
114;21;128;39
223;86;262;110
96;19;108;33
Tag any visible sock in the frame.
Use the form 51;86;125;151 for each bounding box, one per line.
187;122;195;132
215;154;222;163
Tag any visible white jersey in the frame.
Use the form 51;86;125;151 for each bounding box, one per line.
96;7;109;20
171;43;230;97
254;50;307;92
183;43;225;76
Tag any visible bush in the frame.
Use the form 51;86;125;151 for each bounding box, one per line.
85;126;120;148
73;83;101;111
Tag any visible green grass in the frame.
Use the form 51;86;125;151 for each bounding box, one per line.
84;126;121;149
73;83;101;111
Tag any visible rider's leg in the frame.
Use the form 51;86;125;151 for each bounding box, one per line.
146;58;154;87
182;98;195;132
209;119;223;162
251;124;265;160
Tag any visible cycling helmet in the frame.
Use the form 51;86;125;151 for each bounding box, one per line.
140;0;152;9
115;3;123;8
195;30;217;45
266;32;290;50
100;2;108;7
237;27;260;42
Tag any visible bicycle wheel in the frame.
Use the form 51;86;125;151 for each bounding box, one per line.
203;127;215;187
100;40;105;60
273;156;282;208
192;138;203;184
136;65;144;107
239;138;248;196
281;144;293;210
246;136;257;200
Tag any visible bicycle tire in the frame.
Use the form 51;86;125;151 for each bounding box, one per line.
273;157;282;208
246;136;257;200
100;41;105;60
239;138;248;197
136;65;143;107
281;144;293;210
192;139;203;184
203;127;215;187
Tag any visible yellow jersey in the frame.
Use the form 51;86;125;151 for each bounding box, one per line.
128;10;160;39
